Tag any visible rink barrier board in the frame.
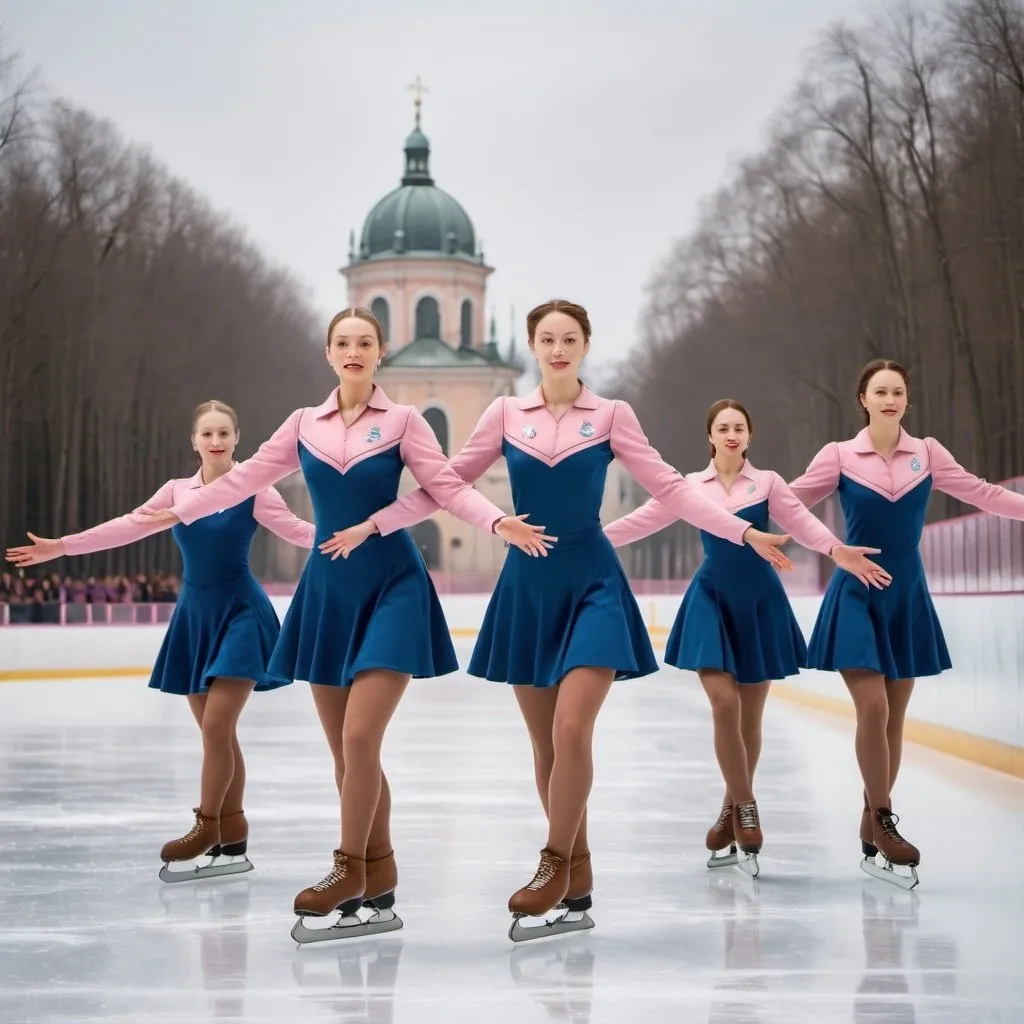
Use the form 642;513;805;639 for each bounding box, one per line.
2;593;1022;780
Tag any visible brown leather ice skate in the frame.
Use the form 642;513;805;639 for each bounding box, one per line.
212;809;248;858
294;850;367;918
733;800;763;855
508;848;570;918
860;794;876;857
707;802;735;852
872;809;920;867
564;852;593;911
363;849;398;909
160;808;220;863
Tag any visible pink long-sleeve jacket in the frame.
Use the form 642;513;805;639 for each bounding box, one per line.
604;460;840;554
168;386;507;535
61;468;314;556
368;385;753;545
789;428;1024;520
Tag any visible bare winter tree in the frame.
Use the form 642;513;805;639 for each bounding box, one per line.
0;48;325;581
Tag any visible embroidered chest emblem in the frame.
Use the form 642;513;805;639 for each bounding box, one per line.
910;456;921;472
522;425;537;440
365;426;382;444
746;483;757;493
579;421;595;438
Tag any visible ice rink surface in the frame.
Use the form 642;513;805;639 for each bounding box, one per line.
2;644;1022;1024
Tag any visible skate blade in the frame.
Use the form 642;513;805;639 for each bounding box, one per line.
291;907;403;945
707;844;739;869
508;909;595;944
860;854;919;891
737;852;760;878
158;854;253;884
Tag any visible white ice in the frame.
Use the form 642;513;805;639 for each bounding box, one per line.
1;646;1022;1024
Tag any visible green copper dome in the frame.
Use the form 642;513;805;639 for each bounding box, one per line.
356;124;480;262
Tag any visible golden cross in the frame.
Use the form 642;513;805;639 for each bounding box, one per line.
407;75;428;128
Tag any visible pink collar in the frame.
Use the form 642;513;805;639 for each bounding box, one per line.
850;426;917;455
694;459;758;483
311;385;392;420
516;382;601;412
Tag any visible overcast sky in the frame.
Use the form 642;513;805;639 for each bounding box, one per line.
6;0;900;375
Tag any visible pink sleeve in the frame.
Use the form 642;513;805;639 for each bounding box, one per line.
253;487;316;549
788;443;841;509
170;411;303;525
387;407;506;534
927;438;1024;519
766;474;839;555
610;401;749;545
604;497;679;548
369;398;505;537
61;479;178;556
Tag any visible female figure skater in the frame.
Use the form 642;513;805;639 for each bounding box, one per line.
789;359;1024;887
136;308;552;942
5;400;315;881
602;399;891;875
324;299;795;941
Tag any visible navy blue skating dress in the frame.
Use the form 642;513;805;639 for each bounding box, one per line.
790;428;1024;678
60;470;315;694
605;461;840;684
168;387;511;688
369;387;757;689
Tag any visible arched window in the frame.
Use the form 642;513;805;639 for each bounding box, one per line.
415;296;440;339
422;406;450;456
370;296;390;341
460;299;473;348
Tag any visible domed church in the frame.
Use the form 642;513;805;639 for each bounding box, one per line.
340;85;522;578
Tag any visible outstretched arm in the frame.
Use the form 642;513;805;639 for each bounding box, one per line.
167;411;304;525
788;443;841;509
253;487;316;548
7;480;178;566
928;438;1024;519
604;497;679;548
767;475;839;555
368;398;505;537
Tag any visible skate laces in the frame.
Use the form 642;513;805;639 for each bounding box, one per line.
737;802;760;830
713;804;733;831
877;809;909;845
525;851;562;891
312;852;348;892
182;809;209;842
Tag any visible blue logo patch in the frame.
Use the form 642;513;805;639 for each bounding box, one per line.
366;426;382;444
522;425;537;440
579;421;595;438
910;456;921;472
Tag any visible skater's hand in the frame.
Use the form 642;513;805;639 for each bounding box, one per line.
319;520;377;560
5;533;64;567
495;515;557;557
831;545;892;589
742;528;794;571
135;509;180;528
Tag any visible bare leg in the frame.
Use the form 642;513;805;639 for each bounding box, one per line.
514;685;589;856
841;670;891;810
699;670;755;804
186;679;254;816
884;678;916;794
544;667;615;857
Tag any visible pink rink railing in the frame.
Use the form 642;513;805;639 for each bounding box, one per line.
2;477;1021;625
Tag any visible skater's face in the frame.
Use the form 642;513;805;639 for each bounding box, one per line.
860;369;908;425
192;411;238;466
529;312;589;382
708;408;751;459
327;316;384;384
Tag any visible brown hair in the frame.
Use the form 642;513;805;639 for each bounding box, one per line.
192;400;238;433
856;359;910;424
525;299;593;343
327;307;386;348
706;399;753;458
